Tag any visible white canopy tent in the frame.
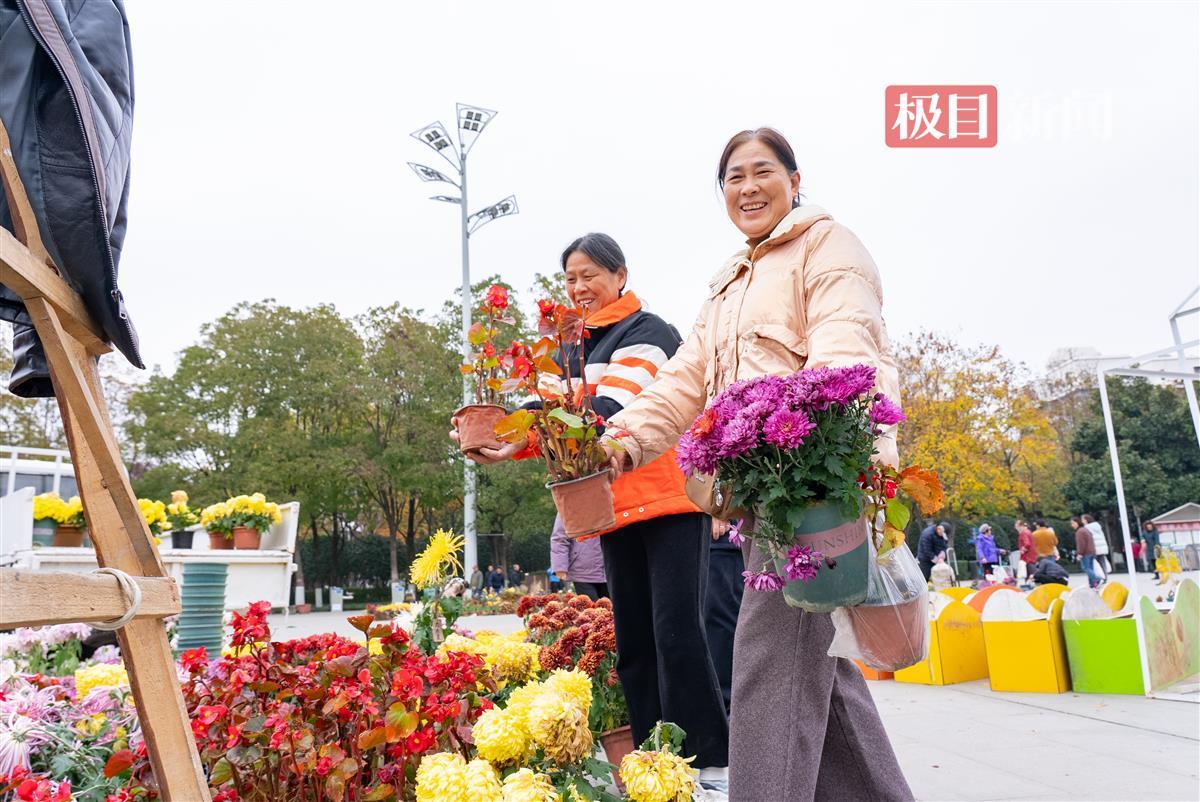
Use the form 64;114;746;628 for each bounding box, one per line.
1099;287;1200;701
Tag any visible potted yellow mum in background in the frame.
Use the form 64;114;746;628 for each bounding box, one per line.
165;490;201;549
200;493;282;550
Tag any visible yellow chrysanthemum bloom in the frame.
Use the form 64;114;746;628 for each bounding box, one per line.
462;758;504;802
409;529;464;588
414;752;467;802
32;492;70;523
487;640;541;686
525;691;592;765
437;633;486;659
472;706;529;765
171;490;189;505
503;682;546;724
501;768;560;802
74;663;129;698
543;669;592;714
76;712;108;736
619;750;698;802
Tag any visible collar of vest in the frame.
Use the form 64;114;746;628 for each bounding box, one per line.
586;291;642;328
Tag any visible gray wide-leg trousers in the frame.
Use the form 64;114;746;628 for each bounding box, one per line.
729;541;914;801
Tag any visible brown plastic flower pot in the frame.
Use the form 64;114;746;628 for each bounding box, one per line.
454;404;509;454
600;725;635;789
232;525;262;549
848;595;927;672
549;471;616;539
209;532;234;550
52;525;84;548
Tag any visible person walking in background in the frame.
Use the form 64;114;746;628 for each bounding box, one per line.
917;521;950;581
1032;520;1059;560
487;564;505;594
469;565;484;599
507;563;524;589
1082;514;1110;578
549;514;609;601
1071;517;1101;588
547;567;563;593
1016;520;1038;581
974;523;1000;579
706;518;745;715
1142;521;1161;577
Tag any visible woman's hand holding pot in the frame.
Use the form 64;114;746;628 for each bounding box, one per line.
450;415;521;465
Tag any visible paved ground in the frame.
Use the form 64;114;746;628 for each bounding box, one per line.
872;679;1199;801
266;580;1200;802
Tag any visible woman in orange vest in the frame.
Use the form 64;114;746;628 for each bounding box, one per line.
454;233;729;789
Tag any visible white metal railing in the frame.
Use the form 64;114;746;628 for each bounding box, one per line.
2;444;74;497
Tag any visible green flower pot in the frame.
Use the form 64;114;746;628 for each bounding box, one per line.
31;520;56;548
770;502;869;613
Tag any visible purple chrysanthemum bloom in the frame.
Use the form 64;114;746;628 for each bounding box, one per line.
677;431;719;475
762;408;816;449
717;414;760;458
728;519;745;547
869;395;907;426
816;364;877;407
741;375;788;405
742;569;785;592
782;544;824;582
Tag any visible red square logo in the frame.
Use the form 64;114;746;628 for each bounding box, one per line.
885;85;998;148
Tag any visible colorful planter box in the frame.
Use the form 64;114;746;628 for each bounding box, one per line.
854;660;893;681
895;596;988;686
1062;618;1144;695
982;593;1071;693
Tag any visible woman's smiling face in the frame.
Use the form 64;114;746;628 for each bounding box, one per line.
564;251;626;312
722;139;801;242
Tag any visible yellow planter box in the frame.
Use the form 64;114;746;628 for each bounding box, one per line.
982;595;1071;693
895;597;989;686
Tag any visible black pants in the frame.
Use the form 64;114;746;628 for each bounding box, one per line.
705;545;744;715
601;512;729;768
573;581;609;601
919;559;934;581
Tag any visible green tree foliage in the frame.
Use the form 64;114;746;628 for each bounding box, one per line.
1064;378;1200;530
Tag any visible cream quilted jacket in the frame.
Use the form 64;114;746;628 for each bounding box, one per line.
607;205;901;469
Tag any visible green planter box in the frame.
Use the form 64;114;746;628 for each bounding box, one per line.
1062;618;1145;695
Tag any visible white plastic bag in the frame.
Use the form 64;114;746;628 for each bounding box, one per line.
828;540;930;672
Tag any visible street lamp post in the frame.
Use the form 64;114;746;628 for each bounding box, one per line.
410;104;519;579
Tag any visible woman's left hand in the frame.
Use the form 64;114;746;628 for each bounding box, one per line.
712;518;730;541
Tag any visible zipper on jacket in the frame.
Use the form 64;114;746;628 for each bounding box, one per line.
15;0;138;348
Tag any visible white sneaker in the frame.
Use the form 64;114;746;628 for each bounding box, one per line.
696;783;729;801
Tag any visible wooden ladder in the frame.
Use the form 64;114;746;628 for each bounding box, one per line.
0;120;210;798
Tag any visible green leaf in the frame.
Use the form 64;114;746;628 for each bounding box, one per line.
547;407;585;429
364;785;396;801
210;757;234;785
884;498;910;530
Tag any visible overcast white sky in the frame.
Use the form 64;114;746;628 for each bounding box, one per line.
116;0;1199;377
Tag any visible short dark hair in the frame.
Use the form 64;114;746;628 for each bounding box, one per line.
1070;516;1081;526
560;232;626;275
1036;520;1048;528
717;127;802;206
1081;514;1094;523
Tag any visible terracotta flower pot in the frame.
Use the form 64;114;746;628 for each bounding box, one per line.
294;603;312;615
454;404;508;454
548;471;615;538
848;595;927;672
600;725;635;789
769;503;869;612
232;525;262;549
209;531;234;550
52;525;84;548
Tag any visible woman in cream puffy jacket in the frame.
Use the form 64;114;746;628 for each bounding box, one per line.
603;128;911;801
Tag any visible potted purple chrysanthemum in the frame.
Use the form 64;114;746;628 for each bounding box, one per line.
678;364;905;612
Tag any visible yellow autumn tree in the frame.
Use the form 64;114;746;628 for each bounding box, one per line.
896;332;1067;519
